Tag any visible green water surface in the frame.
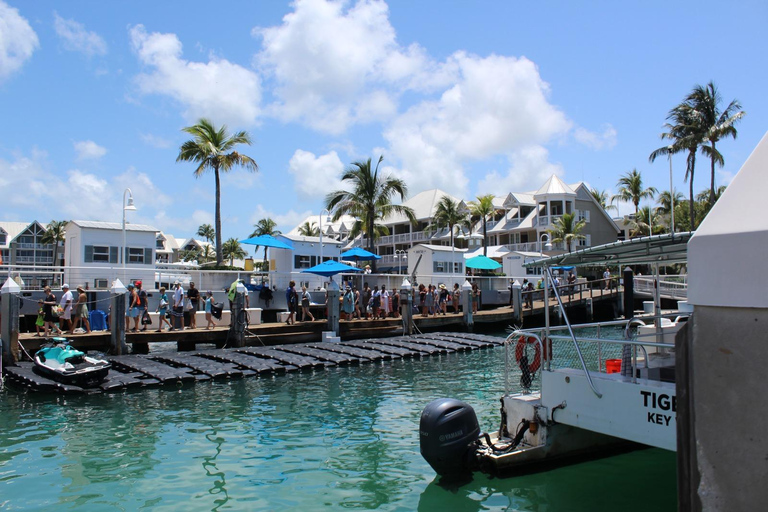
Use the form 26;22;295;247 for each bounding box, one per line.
0;342;676;511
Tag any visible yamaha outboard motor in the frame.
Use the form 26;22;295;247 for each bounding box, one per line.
419;398;481;478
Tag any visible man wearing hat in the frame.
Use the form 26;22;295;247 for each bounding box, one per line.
173;280;185;330
59;284;74;334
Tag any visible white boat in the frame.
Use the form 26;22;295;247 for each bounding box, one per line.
420;232;691;478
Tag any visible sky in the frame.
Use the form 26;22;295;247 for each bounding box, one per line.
1;0;766;244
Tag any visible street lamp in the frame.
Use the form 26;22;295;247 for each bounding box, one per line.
319;209;331;265
122;188;137;280
395;249;407;274
538;233;552;254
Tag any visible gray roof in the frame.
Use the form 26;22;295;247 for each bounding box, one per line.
69;220;159;232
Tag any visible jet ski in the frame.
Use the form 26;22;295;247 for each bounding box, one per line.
34;338;111;387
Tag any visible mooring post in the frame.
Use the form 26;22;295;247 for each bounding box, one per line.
623;266;634;319
586;297;594;321
326;279;340;336
400;278;413;335
1;277;22;367
462;280;473;328
229;282;247;348
511;279;522;324
110;279;128;355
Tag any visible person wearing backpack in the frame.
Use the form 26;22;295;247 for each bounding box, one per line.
285;281;298;325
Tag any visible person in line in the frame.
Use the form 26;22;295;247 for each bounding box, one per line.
72;286;91;334
567;271;577;297
126;283;141;332
136;280;149;331
371;285;381;319
35;300;45;336
379;285;390;319
156;286;172;332
472;283;480;313
438;284;449;315
204;291;216;329
525;281;535;309
187;281;200;329
285;280;298;325
300;285;315;322
362;283;372;319
452;283;461;314
353;287;362;320
418;284;428;317
59;284;74;334
424;284;435;317
42;286;59;336
173;281;186;330
342;285;355;320
391;288;400;318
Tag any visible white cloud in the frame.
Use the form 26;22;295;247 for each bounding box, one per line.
477;146;565;196
139;132;172;149
255;0;432;134
0;1;39;82
73;140;107;160
129;24;262;126
573;124;617;150
287;149;344;199
53;13;107;57
384;52;570;196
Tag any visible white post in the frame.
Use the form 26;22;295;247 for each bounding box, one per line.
122;188;137;283
110;278;128;355
1;277;22;366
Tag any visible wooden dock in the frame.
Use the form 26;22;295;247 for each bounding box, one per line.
3;332;505;395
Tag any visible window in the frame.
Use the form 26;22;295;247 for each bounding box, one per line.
128;247;145;264
85;245;118;263
0;233;6;245
433;261;446;273
94;279;108;289
156;239;165;249
294;255;311;269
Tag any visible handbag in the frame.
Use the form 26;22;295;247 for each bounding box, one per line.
184;298;194;312
159;298;168;308
141;310;152;325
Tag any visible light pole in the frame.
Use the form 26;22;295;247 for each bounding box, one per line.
538;233;552;254
122;188;137;281
395;249;407;274
319;209;331;265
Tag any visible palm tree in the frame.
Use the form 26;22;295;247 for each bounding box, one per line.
41;220;67;281
222;238;246;267
198;245;216;264
627;206;665;237
177;118;258;266
656;189;684;232
589;188;616;212
179;248;201;263
696;185;727;218
197;224;215;245
249;217;281;266
468;194;496;256
432;196;469;250
547;212;586;251
297;222;320;237
686;81;745;205
326;156;416;271
611;169;657;217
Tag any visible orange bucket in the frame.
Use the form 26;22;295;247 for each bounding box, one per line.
605;359;621;374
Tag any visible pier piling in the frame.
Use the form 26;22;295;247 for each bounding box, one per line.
401;280;413;335
511;280;522;324
110;280;128;355
462;280;473;328
1;277;22;367
327;280;340;336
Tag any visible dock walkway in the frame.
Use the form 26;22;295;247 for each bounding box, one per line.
3;332;504;395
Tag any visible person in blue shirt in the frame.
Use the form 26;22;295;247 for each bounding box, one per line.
204;291;216;329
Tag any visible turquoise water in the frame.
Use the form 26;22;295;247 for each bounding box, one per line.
0;342;676;511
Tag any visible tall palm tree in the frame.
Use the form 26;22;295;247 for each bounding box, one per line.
197;224;215;245
432;196;469;250
468;194;496;256
297;222;320;237
41;220;67;280
656;189;684;232
326;156;416;271
589;188;616;212
696;185;727;218
547;212;586;251
611;169;657;217
199;245;216;264
249;217;281;265
222;238;246;267
686;81;745;205
177;118;258;266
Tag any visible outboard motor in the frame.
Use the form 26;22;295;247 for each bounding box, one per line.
419;398;481;478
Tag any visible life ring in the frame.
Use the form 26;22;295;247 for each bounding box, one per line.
515;336;550;373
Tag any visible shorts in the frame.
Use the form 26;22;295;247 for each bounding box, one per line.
127;306;141;318
77;304;88;319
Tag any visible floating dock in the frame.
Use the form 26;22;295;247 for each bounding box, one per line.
3;332;504;395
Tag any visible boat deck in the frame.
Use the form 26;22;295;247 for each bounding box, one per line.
3;332;504;395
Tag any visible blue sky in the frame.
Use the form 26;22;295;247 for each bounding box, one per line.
1;0;766;243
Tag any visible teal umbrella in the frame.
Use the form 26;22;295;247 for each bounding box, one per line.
239;234;293;250
465;255;501;270
301;260;363;278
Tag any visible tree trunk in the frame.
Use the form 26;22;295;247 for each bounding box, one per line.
482;218;487;256
215;166;223;266
368;212;377;272
689;150;696;231
709;139;717;206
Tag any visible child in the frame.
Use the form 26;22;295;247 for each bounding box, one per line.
205;291;216;329
35;300;45;336
156;286;172;332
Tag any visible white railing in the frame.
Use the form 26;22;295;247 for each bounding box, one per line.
634;276;688;300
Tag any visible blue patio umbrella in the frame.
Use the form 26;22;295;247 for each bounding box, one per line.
301;260;363;278
340;247;382;261
465;254;502;270
239;234;294;250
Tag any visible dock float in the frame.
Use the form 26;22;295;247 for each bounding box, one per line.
2;332;505;395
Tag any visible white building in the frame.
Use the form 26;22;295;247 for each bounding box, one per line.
270;233;343;291
407;244;467;282
64;220;158;289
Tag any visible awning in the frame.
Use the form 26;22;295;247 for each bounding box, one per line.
523;232;693;268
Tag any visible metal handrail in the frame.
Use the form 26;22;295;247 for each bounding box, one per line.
546;266;603;398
